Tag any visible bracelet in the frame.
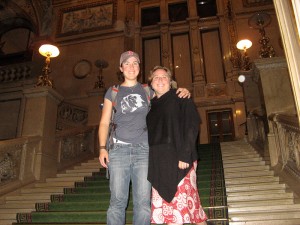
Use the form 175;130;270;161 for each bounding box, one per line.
99;146;106;150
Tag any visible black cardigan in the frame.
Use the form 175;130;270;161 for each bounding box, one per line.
146;89;200;202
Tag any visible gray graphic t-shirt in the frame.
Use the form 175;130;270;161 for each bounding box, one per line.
105;83;152;144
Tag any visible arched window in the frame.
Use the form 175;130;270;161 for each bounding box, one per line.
0;18;36;65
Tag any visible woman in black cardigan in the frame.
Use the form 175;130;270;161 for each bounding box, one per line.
146;66;207;225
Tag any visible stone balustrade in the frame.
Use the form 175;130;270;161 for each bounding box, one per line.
0;126;98;195
0;136;42;195
269;113;300;173
55;126;98;171
0;62;38;83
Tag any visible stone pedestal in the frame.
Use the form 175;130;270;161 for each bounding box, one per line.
86;88;106;126
239;70;264;115
22;87;63;179
254;57;296;117
253;57;296;166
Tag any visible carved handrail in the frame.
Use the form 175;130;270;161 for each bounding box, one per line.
269;113;300;175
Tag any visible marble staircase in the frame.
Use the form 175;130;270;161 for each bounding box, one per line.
221;140;300;225
1;140;300;225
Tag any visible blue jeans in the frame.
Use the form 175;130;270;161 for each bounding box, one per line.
107;143;151;225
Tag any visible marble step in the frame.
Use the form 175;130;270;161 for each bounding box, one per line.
34;181;75;187
56;171;96;177
229;203;300;213
222;151;261;160
21;187;65;194
227;191;294;202
0;208;33;215
5;194;51;202
222;158;262;164
227;198;294;207
229;211;300;221
79;161;100;167
229;219;300;225
223;161;266;168
224;170;274;178
227;189;287;197
0;211;20;220
224;164;269;172
0;220;16;225
46;176;85;182
0;202;35;209
226;183;286;193
225;176;279;185
66;164;100;173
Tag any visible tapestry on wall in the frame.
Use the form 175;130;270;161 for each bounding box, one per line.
56;1;117;37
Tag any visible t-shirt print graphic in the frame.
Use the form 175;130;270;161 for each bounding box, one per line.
120;94;147;114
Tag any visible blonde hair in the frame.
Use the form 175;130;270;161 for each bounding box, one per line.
148;66;173;83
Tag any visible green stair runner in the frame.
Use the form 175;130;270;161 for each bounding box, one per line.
14;143;228;225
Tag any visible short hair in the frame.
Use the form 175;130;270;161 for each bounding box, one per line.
148;66;172;83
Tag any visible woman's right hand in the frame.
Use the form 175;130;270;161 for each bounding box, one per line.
98;98;113;169
178;161;189;170
99;149;109;168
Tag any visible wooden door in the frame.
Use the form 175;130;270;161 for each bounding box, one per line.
207;109;235;143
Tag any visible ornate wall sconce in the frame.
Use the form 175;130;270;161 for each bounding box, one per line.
36;44;60;87
248;12;276;58
94;59;108;89
236;39;252;71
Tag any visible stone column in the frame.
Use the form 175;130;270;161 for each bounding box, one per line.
86;88;106;126
186;1;205;100
22;87;63;180
187;17;206;100
253;57;297;166
158;21;171;67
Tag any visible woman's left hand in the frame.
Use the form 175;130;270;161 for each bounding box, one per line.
176;88;191;98
178;161;189;169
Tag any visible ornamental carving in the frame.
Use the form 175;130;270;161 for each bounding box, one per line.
57;102;88;130
0;147;21;185
206;84;227;97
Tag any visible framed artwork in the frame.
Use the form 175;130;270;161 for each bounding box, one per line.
57;1;116;37
242;0;273;7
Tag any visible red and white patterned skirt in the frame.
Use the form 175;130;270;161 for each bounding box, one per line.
151;161;208;224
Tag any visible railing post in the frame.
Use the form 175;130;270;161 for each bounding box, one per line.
86;88;105;126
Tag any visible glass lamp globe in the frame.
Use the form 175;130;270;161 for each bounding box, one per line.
236;39;252;50
238;74;246;83
39;44;60;58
